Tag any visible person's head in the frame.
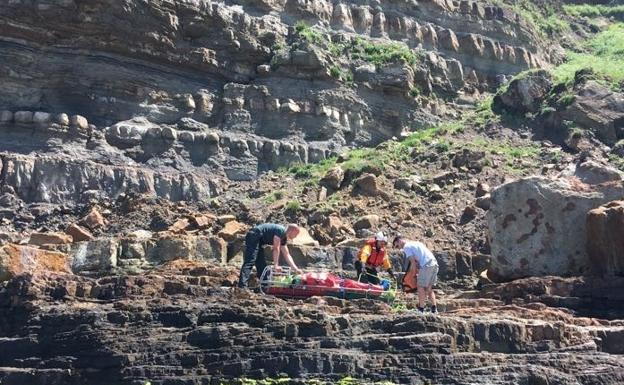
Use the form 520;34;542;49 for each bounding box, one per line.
285;223;301;239
374;231;387;248
392;234;406;249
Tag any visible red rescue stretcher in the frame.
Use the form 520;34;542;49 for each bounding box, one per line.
259;266;396;303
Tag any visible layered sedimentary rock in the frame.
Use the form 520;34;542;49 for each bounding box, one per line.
0;0;553;191
0;262;623;385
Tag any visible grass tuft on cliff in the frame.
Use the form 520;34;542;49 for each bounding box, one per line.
490;0;569;37
350;38;419;66
294;21;325;45
564;4;624;21
285;122;462;183
553;23;624;86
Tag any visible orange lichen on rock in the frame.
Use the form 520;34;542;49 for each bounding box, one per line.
0;244;71;281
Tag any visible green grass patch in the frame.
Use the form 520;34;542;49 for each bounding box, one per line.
468;96;499;127
294;21;326;45
408;86;421;98
464;138;540;174
490;0;569;38
609;154;624;172
351;38;419;66
284;200;301;213
553;23;624;86
264;190;285;204
329;64;353;83
564;4;624;20
284;122;462;183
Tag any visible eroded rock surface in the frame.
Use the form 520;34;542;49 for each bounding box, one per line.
0;0;553;195
0;261;622;385
487;162;624;281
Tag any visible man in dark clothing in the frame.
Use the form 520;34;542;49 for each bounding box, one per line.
237;223;303;288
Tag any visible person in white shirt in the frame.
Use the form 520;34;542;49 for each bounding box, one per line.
393;235;439;313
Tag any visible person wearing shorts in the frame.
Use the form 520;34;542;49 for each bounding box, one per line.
393;235;439;313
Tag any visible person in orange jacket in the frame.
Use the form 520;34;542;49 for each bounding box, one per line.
355;231;395;284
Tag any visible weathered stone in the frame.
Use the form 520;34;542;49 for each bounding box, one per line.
218;221;247;242
159;127;177;142
217;215;236;225
70;115;89;129
70;239;119;273
487;168;624;281
586;200;624;276
65;224;94;242
569;160;623;185
353;214;380;231
169;218;191;233
353;173;381;197
32;111;51;124
319;166;345;190
0;244;70;281
147;234;211;262
557;80;624;145
476;183;491;197
14;111;33;123
192;215;215;229
476;194;492;210
291;227;319;247
460;206;478;225
492;70;552;114
55;113;70;125
81;207;106;230
0;110;13;122
29;232;73;246
435;251;457;280
209;237;228;264
453;149;486;171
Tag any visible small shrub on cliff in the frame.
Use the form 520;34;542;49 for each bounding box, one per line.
328;65;353;84
351;38;418;66
557;93;576;107
284;200;301;213
294;21;325;45
264;190;284;203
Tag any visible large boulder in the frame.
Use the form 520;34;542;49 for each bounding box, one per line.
28;232;73;246
586;200;624;277
319;166;345;190
70;239;120;273
148;234;215;263
353;173;382;197
291;227;319;247
487;163;624;281
353;214;380;231
217;221;248;242
492;70;552;115
0;244;70;281
557;80;624;145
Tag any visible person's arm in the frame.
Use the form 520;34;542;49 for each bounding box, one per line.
408;256;419;274
272;235;282;270
280;245;302;274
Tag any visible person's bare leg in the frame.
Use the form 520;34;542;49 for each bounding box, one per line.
428;287;437;306
417;286;426;309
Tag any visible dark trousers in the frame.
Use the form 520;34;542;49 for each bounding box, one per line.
355;260;380;284
237;231;267;288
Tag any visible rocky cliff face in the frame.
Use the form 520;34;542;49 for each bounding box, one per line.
0;0;551;202
2;1;624;385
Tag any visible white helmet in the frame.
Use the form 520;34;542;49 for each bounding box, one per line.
375;231;387;242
